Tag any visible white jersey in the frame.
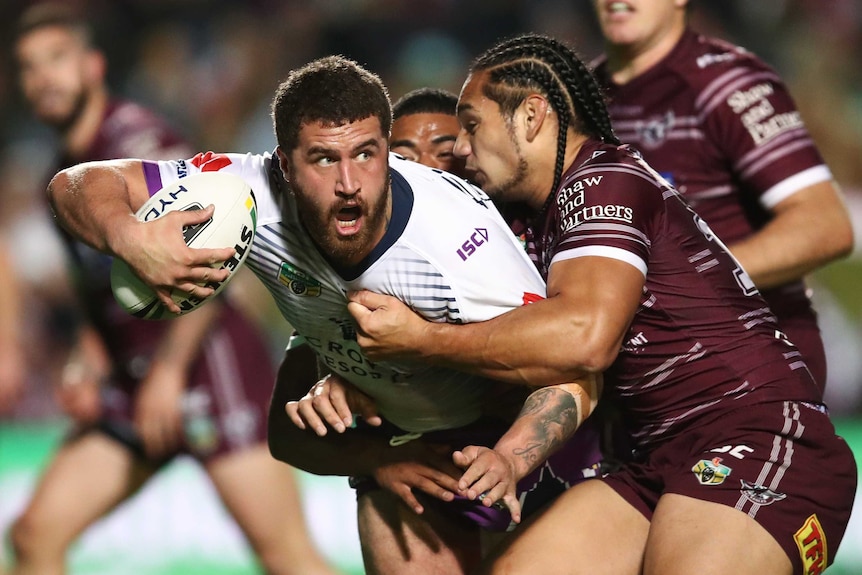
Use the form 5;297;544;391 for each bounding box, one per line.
144;152;546;432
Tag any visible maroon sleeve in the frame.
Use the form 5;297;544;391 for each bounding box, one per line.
696;58;830;208
550;158;664;275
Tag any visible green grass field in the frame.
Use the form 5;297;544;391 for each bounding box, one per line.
1;419;860;574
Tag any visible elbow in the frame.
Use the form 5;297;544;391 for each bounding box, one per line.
550;341;617;385
836;221;855;260
46;170;69;215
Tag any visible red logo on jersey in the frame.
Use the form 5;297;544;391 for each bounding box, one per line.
522;292;544;305
794;514;827;575
191;151;233;172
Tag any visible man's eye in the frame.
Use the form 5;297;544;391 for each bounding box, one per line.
356;151;372;162
317;157;334;166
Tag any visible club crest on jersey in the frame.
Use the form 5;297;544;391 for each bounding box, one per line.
740;479;786;506
278;262;322;297
794;514;827;575
638;111;675;149
691;457;732;485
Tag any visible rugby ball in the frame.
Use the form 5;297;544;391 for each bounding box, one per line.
110;171;257;320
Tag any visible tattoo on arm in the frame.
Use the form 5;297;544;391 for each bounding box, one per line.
511;387;580;471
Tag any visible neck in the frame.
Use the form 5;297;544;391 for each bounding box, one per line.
528;130;589;212
606;23;687;85
62;87;108;158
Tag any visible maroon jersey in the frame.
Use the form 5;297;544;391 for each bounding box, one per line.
525;140;821;452
56;99;274;459
592;30;830;389
59;98;196;360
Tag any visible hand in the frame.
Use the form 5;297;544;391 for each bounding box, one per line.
114;206;236;314
347;290;430;361
453;445;522;523
56;332;111;423
133;362;185;459
56;367;103;424
286;373;382;435
374;441;463;514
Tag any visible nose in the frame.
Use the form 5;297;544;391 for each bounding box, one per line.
335;160;360;197
453;132;470;159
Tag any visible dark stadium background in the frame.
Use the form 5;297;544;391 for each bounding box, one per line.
1;1;859;573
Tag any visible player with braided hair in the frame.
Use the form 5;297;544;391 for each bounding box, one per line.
347;33;856;575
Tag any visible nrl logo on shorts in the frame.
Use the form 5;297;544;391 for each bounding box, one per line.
740;479;787;506
278;262;322;297
691;457;732;485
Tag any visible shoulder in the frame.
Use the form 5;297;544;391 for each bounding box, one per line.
558;143;666;212
101;99;192;159
664;31;780;95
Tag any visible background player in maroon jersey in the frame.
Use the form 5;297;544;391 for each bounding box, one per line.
346;33;856;575
7;5;337;575
590;0;854;393
390;87;467;178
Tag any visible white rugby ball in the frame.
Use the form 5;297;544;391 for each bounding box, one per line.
110;171;257;320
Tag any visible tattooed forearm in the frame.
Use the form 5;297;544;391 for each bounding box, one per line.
509;387;580;470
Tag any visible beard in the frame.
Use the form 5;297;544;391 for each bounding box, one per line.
477;121;530;203
290;175;391;268
35;89;87;132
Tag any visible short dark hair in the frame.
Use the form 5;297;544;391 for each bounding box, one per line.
393;87;458;120
271;55;392;153
15;2;93;47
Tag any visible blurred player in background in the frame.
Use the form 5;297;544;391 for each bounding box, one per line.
590;0;854;393
7;5;337;574
390;87;467;178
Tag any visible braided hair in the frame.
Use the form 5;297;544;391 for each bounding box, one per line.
471;33;620;198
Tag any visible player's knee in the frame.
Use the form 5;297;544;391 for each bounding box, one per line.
9;507;71;561
9;512;43;560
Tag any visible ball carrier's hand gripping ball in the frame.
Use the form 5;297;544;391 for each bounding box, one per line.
110;172;256;319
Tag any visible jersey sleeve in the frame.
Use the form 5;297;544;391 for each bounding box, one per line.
697;59;831;210
550;162;664;277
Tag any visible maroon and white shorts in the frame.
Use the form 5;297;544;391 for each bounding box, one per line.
602;400;856;575
95;304;276;463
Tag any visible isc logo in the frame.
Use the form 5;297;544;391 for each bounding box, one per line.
456;228;489;261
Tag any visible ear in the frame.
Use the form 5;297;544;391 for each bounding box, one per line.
275;147;291;182
522;94;550;142
84;49;106;83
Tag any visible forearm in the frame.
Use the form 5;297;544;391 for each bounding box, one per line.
412;298;609;387
0;247;21;351
493;379;598;481
267;344;389;475
47;160;145;256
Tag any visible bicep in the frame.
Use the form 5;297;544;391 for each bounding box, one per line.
547;255;644;361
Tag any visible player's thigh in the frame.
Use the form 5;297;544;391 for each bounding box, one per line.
479;479;648;575
15;430;154;541
646;493;791;575
357;488;481;575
